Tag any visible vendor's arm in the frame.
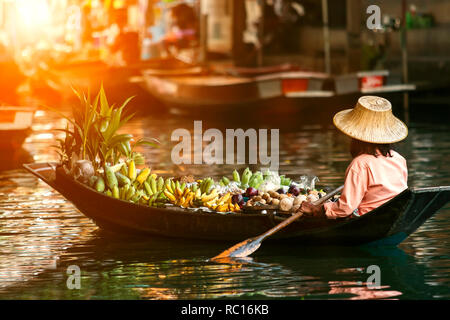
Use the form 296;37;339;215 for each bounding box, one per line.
323;161;368;219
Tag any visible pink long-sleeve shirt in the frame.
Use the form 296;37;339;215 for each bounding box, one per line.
323;150;408;219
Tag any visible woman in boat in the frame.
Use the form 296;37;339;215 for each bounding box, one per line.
300;96;409;219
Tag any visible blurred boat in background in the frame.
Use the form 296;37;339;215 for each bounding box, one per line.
31;57;203;110
0;106;35;150
141;73;274;115
139;63;416;116
38;58;144;101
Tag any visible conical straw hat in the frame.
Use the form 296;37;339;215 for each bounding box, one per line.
333;96;408;144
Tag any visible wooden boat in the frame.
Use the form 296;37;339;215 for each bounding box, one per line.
140;64;420;117
44;59;137;98
24;162;450;246
216;63;300;77
140;57;204;77
0;106;35;150
141;73;279;114
39;57;199;103
140;67;333;115
333;70;416;96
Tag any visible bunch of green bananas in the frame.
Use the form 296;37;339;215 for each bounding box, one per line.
237;168;263;189
197;178;214;194
89;160;170;207
217;169;241;187
219;176;230;187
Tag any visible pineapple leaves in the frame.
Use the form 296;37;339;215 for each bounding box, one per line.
48;86;157;171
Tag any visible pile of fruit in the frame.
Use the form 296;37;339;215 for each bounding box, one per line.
85;163;326;214
217;169;326;213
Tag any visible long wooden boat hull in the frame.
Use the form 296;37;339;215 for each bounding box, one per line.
40;58;195;103
46;60;138;96
139;67;419;117
141;74;280;112
24;163;450;246
140;69;334;115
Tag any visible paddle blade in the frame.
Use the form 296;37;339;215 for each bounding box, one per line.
208;256;255;265
211;237;261;261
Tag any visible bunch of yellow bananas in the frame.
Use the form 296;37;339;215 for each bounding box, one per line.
164;184;194;208
199;190;240;213
163;180;192;207
163;182;240;213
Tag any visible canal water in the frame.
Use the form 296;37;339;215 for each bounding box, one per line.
0;103;449;300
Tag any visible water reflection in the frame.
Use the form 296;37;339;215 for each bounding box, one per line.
0;105;449;299
0;170;97;292
0;229;442;300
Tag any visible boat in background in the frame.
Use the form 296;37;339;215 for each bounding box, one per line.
36;57;200;104
141;73;277;115
140;57;205;77
24;162;450;246
277;69;417;118
333;70;416;96
0;106;35;150
140;64;332;115
139;63;415;116
216;63;299;77
43;59;140;100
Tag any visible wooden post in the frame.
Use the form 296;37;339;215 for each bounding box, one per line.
231;0;246;66
200;13;208;65
196;0;208;65
321;0;331;74
346;0;362;73
401;0;410;124
257;0;264;67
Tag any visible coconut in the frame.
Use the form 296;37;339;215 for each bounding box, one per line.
73;160;95;184
280;197;294;211
271;198;280;206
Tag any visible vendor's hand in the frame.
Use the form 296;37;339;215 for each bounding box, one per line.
300;201;326;218
299;201;316;216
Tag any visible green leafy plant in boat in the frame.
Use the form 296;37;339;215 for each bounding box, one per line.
49;85;159;175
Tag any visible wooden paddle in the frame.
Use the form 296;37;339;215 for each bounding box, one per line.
211;185;344;261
